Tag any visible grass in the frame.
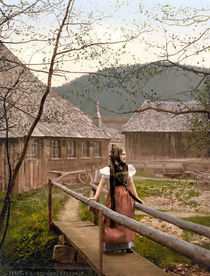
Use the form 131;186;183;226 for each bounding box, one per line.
135;172;162;178
4;174;204;273
182;216;210;250
134;215;210;269
0;185;69;274
134;178;200;209
79;190;106;221
133;235;190;268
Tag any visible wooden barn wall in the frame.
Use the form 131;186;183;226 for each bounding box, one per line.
0;138;48;193
0;137;109;193
17;159;48;193
47;138;109;175
125;132;199;161
14;138;48;193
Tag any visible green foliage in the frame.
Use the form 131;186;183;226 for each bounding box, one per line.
182;79;210;156
0;185;68;273
53;65;201;117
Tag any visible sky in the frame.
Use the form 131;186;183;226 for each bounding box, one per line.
4;0;210;86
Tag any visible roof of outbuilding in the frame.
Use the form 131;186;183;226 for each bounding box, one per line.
122;100;200;133
0;43;110;139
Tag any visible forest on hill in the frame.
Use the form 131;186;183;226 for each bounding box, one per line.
54;63;206;117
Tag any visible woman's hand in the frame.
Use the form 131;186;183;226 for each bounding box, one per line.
87;177;106;203
87;197;97;202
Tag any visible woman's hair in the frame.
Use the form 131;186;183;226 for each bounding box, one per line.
110;144;125;164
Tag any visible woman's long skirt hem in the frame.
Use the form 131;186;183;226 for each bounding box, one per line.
103;241;134;252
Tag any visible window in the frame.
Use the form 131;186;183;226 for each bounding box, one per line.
26;139;39;159
67;140;76;158
82;141;90;157
94;141;101;157
51;139;61;158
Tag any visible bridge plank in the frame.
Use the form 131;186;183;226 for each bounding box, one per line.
53;220;167;276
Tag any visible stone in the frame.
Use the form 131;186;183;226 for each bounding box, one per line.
53;244;77;263
58;234;70;245
77;252;88;264
54;262;90;272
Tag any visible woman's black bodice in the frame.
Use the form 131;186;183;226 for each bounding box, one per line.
114;163;128;186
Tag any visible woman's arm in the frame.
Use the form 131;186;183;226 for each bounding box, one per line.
88;176;107;201
128;177;140;199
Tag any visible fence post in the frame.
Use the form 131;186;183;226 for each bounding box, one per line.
48;179;53;231
98;208;104;276
90;180;98;225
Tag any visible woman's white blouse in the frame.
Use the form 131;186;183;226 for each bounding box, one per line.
99;164;136;179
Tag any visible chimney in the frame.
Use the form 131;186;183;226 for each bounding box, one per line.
93;101;102;128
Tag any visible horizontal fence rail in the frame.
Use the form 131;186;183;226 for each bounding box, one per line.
89;183;210;239
49;169;86;182
51;181;210;269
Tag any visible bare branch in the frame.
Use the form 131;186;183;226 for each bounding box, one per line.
168;28;209;58
0;0;74;246
160;7;210;26
56;30;150;56
3;39;54;45
166;60;210;75
0;1;40;27
182;132;209;155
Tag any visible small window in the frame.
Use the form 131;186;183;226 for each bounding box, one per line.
82;141;90;157
27;139;39;159
51;139;61;158
67;140;76;158
94;141;101;157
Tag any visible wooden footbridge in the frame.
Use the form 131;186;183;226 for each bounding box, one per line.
48;170;210;276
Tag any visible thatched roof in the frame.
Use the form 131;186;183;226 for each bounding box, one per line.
122;100;199;133
0;43;109;139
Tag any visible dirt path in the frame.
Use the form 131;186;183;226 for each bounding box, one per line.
57;194;80;222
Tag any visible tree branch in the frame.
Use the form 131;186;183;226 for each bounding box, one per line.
0;0;74;247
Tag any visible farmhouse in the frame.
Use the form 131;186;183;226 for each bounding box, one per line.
0;43;110;193
122;100;210;173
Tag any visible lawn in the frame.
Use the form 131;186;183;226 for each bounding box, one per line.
0;185;69;274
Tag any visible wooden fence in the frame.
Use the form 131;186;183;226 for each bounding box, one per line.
48;178;210;272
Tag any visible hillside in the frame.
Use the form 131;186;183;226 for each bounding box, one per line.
54;64;206;117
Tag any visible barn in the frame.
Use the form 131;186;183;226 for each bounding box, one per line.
0;43;110;193
122;100;210;174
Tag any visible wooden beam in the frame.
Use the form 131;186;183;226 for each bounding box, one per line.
52;181;210;269
98;208;103;276
49;169;87;182
48;180;53;231
89;183;210;239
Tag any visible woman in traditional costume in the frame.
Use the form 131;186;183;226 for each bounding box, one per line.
88;144;142;253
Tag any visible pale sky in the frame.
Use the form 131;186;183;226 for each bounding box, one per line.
5;0;210;86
